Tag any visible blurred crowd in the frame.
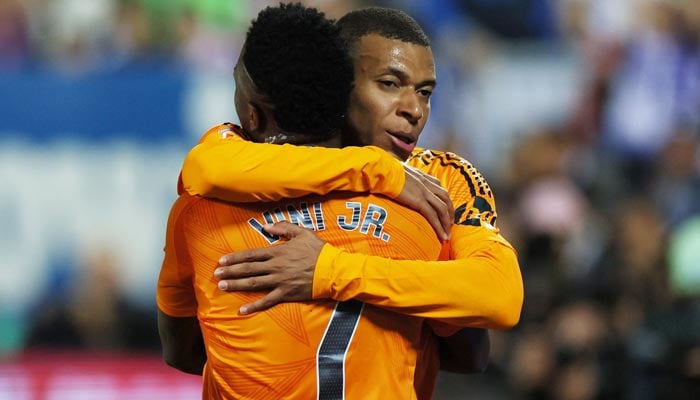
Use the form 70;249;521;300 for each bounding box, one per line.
2;0;700;399
0;0;247;73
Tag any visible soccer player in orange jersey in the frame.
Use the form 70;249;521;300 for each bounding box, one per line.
180;6;524;390
157;4;450;399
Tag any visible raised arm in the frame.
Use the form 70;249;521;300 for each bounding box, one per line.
182;124;405;202
181;124;454;239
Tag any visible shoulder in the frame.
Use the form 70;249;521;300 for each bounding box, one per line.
408;148;500;227
165;195;199;242
167;193;224;233
408;148;481;177
407;148;494;201
196;123;248;144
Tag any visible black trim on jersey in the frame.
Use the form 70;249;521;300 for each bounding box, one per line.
317;300;364;400
410;150;497;226
411;150;493;199
455;196;495;226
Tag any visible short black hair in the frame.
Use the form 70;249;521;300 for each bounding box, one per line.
336;7;430;53
243;3;353;139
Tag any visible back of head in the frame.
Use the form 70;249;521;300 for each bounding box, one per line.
336;7;430;53
243;3;353;140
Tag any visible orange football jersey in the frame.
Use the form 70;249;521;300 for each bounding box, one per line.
157;191;442;399
179;127;522;331
173;124;524;398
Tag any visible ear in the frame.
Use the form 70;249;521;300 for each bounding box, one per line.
247;102;265;133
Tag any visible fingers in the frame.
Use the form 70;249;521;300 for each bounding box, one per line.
412;168;454;223
411;169;454;238
425;192;453;240
400;166;453;241
219;247;272;266
430;186;454;237
261;221;307;239
239;289;284;315
430;183;454;218
217;274;276;292
219;222;314;267
421;195;450;241
215;262;271;280
415;177;452;238
406;165;440;186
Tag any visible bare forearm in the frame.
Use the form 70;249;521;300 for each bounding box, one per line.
157;310;206;375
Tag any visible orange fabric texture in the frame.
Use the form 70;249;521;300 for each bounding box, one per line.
315;148;523;331
157;191;442;399
180;124;406;201
179;136;523;330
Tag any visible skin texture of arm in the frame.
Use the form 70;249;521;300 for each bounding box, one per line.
157;310;206;375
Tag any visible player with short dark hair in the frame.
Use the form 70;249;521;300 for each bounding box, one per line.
180;6;523;397
337;6;431;49
240;2;352;140
157;4;448;398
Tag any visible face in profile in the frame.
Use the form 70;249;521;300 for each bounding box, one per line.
345;34;436;160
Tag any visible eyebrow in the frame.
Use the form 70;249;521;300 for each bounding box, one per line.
386;66;437;88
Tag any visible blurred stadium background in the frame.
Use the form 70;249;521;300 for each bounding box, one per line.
1;0;699;398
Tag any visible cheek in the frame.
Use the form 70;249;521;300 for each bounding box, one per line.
357;93;394;127
347;85;399;144
420;104;430;126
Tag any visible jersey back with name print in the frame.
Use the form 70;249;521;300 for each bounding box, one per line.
157;191;442;399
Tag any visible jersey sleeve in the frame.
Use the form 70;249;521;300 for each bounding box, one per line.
408;149;498;228
156;196;198;317
312;224;522;330
313;150;524;331
181;124;406;202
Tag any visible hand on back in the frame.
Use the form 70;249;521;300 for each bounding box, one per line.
215;221;323;314
397;165;454;240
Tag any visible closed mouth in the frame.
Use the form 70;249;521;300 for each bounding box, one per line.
388;131;415;145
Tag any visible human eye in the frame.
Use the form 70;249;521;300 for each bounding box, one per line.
417;87;433;98
378;79;399;89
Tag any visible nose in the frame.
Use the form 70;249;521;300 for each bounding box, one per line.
397;91;423;124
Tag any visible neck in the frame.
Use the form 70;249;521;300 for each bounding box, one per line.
307;135;342;148
248;129;341;148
